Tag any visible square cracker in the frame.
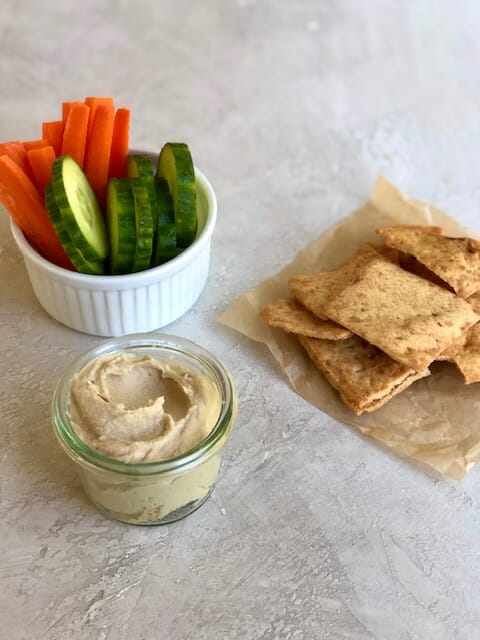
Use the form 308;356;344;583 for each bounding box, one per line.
323;258;480;371
377;225;480;298
288;243;397;319
438;322;480;384
259;298;352;340
299;335;430;415
398;254;452;289
467;290;480;314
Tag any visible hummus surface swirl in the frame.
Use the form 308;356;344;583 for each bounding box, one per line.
69;352;222;463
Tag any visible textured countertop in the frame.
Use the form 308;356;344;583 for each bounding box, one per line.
1;2;480;639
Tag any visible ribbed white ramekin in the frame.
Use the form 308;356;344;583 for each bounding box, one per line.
10;168;217;337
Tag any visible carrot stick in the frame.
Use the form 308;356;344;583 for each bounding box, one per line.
42;121;64;156
23;139;49;151
0;155;73;269
62;101;83;121
0;141;35;182
61;103;90;167
85;97;115;140
108;107;130;178
27;145;56;193
84;103;115;207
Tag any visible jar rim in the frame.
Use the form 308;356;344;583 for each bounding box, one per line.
52;333;237;476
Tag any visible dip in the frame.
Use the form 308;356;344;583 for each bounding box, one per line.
69;351;222;463
53;334;236;525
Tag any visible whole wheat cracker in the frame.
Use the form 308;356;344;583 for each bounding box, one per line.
259;298;352;340
288;243;398;320
438;322;480;384
299;334;430;415
323;258;480;371
398;254;453;289
467;290;480;314
377;225;480;298
387;225;444;235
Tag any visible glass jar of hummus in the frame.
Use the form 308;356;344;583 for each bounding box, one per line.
52;333;237;525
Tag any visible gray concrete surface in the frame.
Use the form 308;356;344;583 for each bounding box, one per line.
1;1;480;638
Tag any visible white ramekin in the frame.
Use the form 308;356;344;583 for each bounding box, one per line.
10;167;217;337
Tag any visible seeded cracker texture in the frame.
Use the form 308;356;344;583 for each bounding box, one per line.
467;290;480;313
299;335;430;415
288;243;398;319
259;298;352;340
438;323;480;383
323;258;480;371
377;226;480;298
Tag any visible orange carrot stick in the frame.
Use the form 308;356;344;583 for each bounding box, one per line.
85;97;115;139
84;103;115;207
62;101;83;121
42;121;64;156
61;103;90;167
0;155;73;269
27;145;56;193
23;139;49;151
0;141;35;181
108;107;130;178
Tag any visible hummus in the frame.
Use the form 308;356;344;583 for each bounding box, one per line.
69;351;222;463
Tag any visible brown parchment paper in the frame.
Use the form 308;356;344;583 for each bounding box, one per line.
218;176;480;480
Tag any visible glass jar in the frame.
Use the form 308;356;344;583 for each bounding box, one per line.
52;333;237;525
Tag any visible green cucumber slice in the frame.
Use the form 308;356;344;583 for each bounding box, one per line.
156;142;197;248
151;178;177;266
45;181;105;275
127;154;158;234
127;154;154;179
152;224;177;266
50;155;108;262
129;179;154;272
106;178;136;274
155;177;175;225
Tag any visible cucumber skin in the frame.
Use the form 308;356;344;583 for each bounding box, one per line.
51;155;108;262
152;223;178;266
156;143;197;248
161;144;195;184
154;178;175;225
176;186;197;248
106;178;136;274
127;155;158;244
151;177;177;266
129;179;154;273
127;154;154;178
45;181;105;275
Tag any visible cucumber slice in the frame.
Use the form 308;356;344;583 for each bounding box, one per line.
156;142;197;248
106;179;136;274
50;155;108;262
127;154;158;234
151;178;177;266
155;177;175;225
129;179;154;272
152;224;178;266
127;154;154;179
45;181;105;275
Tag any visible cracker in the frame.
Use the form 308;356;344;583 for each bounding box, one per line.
299;335;430;415
397;254;452;289
259;298;352;340
377;225;480;298
388;225;444;235
323;258;480;371
288;243;397;319
438;322;480;384
467;290;480;314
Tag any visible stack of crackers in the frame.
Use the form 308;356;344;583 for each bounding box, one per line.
259;225;480;415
